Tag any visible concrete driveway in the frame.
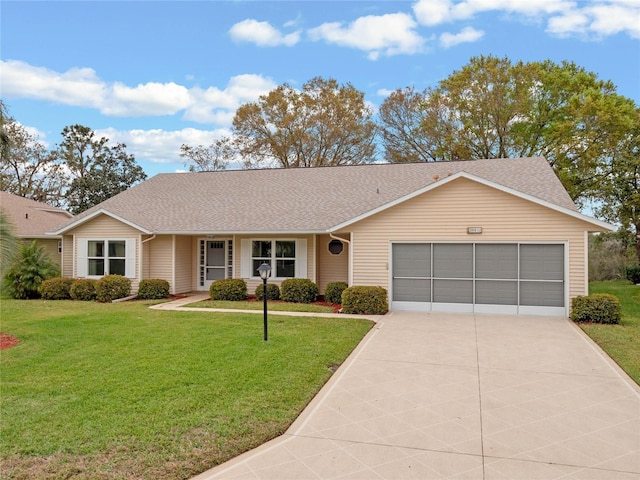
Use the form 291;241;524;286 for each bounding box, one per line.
193;312;640;480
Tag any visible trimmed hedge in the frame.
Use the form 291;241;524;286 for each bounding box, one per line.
39;277;74;300
95;275;132;303
626;265;640;284
69;279;98;301
341;286;388;315
280;278;318;303
324;281;348;304
570;293;621;324
138;279;170;299
210;278;248;301
255;283;280;301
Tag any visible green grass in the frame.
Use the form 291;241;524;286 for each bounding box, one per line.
580;281;640;385
0;300;373;479
186;299;337;313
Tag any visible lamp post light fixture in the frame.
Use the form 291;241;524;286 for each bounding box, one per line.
257;262;272;341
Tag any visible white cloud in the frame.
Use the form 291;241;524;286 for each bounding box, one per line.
0;60;105;108
308;13;426;59
413;0;640;39
229;19;301;46
376;88;396;97
0;60;276;126
95;127;231;165
440;26;484;47
549;2;640;38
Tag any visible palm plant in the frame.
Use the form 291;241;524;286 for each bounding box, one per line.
3;240;59;299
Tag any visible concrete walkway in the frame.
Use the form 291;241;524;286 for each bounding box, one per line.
156;296;640;479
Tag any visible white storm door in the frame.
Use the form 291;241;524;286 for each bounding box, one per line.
200;240;226;289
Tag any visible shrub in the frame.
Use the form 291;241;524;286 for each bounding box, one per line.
95;275;131;303
626;265;640;284
570;294;621;324
69;279;98;301
210;278;247;301
324;281;348;304
39;277;74;300
3;241;59;299
341;286;388;315
280;278;318;303
138;279;170;299
255;283;280;301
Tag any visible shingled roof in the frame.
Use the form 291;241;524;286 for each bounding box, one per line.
1;191;73;237
54;157;586;235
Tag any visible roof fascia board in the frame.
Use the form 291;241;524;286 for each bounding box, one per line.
51;209;152;235
156;230;326;236
329;171;614;232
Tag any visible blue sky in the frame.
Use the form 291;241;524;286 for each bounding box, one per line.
2;0;639;176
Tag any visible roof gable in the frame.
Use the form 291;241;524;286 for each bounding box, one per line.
330;171;613;232
52;157;609;235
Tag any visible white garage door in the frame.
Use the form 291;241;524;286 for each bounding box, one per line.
391;243;566;316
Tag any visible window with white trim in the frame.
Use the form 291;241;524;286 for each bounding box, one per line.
78;238;135;278
88;240;126;276
252;240;296;278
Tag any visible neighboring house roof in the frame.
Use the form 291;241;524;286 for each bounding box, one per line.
1;191;73;238
52;157;611;235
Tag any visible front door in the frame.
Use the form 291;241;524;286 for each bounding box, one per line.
200;240;227;290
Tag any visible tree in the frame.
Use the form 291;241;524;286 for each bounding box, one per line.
232;77;378;168
0;100;10;162
0;117;67;206
58;125;146;214
179;137;233;172
379;56;638;202
595;109;640;264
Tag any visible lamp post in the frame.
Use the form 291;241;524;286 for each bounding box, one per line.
257;262;271;341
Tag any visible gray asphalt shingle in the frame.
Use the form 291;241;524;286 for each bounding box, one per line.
58;157;577;234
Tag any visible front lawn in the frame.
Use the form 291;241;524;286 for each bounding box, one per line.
580;281;640;385
0;300;373;479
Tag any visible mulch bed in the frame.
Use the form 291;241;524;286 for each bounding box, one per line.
0;333;20;350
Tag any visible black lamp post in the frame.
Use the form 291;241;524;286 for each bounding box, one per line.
257;262;271;341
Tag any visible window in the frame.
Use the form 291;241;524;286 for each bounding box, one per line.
251;240;297;278
81;239;133;278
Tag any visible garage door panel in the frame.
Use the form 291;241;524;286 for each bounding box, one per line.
393;278;431;302
520;281;564;307
392;243;431;277
433;279;473;303
433;244;473;278
476;244;518;279
476;280;518;305
520;244;564;280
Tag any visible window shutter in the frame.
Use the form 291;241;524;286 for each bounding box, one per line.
295;239;307;278
241;239;252;278
125;238;136;278
77;238;87;277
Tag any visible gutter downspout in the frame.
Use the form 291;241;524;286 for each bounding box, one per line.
329;232;352;286
140;235;157;288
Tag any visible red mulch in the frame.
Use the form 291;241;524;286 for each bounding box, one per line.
0;333;20;350
246;297;342;313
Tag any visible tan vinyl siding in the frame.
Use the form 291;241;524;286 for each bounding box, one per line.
234;234;316;294
316;234;349;294
68;214;143;291
35;238;62;267
341;178;605;303
174;235;192;294
62;235;73;277
145;234;173;283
